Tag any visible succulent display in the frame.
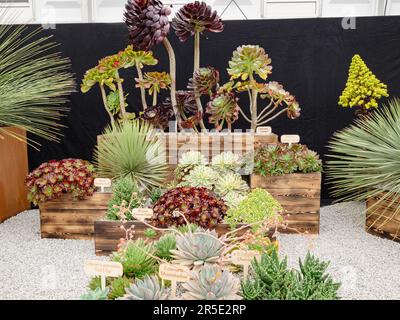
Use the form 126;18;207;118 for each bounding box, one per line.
122;275;169;300
106;177;142;221
214;172;249;197
179;165;218;189
25;159;96;205
211;151;243;173
339;54;388;116
112;239;157;279
94;120;167;189
241;251;341;300
152;187;227;228
182;265;241;300
81;288;110;300
225;188;282;228
155;233;177;261
171;229;224;268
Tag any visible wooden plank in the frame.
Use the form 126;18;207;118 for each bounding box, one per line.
0;127;29;222
39;193;111;210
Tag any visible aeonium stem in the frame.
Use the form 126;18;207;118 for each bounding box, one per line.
152;90;157;107
193;31;206;130
115;71;127;117
99;84;114;125
135;63;148;110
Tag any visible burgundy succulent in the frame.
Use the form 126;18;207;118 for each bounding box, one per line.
25;159;96;205
187;67;220;96
140;99;174;129
180;111;202;129
124;0;171;51
172;1;224;42
152;187;227;229
206;91;240;131
176;90;197;115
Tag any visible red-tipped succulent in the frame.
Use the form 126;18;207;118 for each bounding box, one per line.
172;1;224;42
187;67;220;96
124;0;171;51
152;187;227;228
25;159;96;205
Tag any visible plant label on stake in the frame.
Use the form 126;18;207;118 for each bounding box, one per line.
230;250;261;281
132;208;154;221
159;263;191;299
281;134;300;146
84;260;123;290
94;178;112;193
256;126;272;135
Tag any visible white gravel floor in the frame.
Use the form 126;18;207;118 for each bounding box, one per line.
0;201;399;300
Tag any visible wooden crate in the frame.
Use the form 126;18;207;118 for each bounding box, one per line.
366;192;400;242
94;220;273;255
39;193;112;240
0;127;29;222
250;172;321;234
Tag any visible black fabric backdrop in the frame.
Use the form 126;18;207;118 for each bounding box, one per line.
28;16;400;202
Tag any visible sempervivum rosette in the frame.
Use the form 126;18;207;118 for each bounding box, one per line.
187;67;219;96
206;91;240;131
172;1;224;42
124;0;171;51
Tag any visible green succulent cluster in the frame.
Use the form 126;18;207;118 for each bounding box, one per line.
254;143;323;177
241;251;341;300
225;188;282;228
339;54;388;112
155;233;177;261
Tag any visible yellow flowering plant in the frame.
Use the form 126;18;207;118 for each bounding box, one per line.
338;54;388;115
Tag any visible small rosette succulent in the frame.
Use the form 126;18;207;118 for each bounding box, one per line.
228;45;272;81
211;151;243;173
140;99;174;129
25;159;96;205
174;151;208;180
187;67;220;96
222;192;246;209
206;91;240;131
136;71;171;95
171;229;224;268
152;187;227;229
182;265;241;300
172;1;224;42
214;172;249;197
122;275;169;300
179;165;218;189
124;0;171;51
176;90;197;115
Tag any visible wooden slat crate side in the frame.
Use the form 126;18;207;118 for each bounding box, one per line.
39;193;112;210
280;212;320;234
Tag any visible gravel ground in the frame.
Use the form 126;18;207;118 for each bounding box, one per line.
0;202;399;300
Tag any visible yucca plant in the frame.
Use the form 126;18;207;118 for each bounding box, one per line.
0;12;75;145
326;99;400;237
94;120;167;189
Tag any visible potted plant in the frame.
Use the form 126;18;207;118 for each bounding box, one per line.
25;159;109;239
0;15;74;222
250;143;323;234
327;98;400;242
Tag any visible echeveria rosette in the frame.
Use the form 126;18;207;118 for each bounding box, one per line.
228;45;273;82
135;71;171;95
124;0;171;51
206;91;240;131
187;67;220;96
171;1;224;42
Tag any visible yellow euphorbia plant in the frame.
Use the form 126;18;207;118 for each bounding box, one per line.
338;54;388;115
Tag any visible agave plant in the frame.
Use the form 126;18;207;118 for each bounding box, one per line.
122;275;169;300
326;99;400;237
94;120;167;189
182;265;241;300
171;229;224;268
0;13;75;145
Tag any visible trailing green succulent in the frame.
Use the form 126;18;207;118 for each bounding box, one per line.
171;229;224;268
94;120;167;189
225;188;282;228
179;165;218;189
254;143;323;177
112;239;157;279
122;275;169;300
182;265;241;300
241;251;341;300
106;177;141;220
155;233;177;261
81;288;110;300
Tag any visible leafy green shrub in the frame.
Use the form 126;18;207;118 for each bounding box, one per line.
155;233;177;261
112;239;157;279
254;143;322;177
241;251;341;300
106;177;141;220
225;188;282;228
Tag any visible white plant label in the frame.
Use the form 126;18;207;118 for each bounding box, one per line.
159;263;191;299
84;260;123;290
94;178;112;193
230;250;261;281
132;208;154;221
256;126;272;134
281;134;300;146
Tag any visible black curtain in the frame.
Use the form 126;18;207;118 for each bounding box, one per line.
28;16;400;202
